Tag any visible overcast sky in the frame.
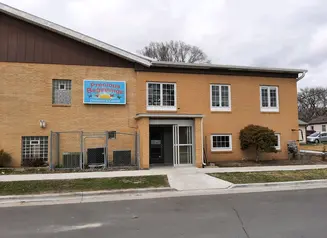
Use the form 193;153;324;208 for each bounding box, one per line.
2;0;327;88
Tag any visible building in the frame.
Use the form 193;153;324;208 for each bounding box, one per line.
0;3;307;169
298;120;308;144
307;116;327;133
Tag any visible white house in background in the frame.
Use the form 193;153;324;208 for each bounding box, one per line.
298;119;307;144
307;116;327;133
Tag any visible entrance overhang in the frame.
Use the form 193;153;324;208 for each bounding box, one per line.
135;113;204;119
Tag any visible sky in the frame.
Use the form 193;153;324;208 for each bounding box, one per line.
2;0;327;88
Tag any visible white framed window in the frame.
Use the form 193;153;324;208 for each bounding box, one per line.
211;134;232;152
210;84;231;111
146;82;176;111
322;125;326;132
260;86;279;112
274;133;281;150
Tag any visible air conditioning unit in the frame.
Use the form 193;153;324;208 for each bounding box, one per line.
62;152;81;168
113;150;131;166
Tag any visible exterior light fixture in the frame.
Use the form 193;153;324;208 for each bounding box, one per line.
39;120;46;128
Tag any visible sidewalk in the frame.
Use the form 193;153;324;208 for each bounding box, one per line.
1;165;327;207
1;164;327;182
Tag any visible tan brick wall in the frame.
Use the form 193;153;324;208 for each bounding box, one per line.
0;62;299;167
137;117;150;169
0;63;137;167
136;72;299;163
194;118;203;168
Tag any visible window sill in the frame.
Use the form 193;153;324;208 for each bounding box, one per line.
211;149;233;153
260;107;279;113
211;107;231;112
52;104;71;107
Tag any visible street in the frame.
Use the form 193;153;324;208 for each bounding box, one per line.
1;188;327;238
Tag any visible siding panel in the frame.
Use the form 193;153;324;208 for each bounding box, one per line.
0;12;134;68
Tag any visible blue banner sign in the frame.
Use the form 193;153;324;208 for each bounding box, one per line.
83;80;126;104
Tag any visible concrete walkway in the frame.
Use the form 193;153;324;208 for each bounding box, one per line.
167;168;232;190
1;164;327;191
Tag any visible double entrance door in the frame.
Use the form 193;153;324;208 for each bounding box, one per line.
173;125;193;165
150;119;194;166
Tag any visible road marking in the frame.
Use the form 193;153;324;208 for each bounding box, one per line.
52;223;103;233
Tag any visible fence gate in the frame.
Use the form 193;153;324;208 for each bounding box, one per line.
50;130;139;170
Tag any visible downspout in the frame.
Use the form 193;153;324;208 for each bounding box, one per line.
297;71;307;81
201;117;206;167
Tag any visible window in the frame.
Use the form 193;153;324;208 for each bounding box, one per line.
211;134;232;151
210;84;231;111
311;126;314;131
22;136;48;161
274;133;281;150
147;82;176;110
52;79;72;105
260;86;279;112
322;125;326;132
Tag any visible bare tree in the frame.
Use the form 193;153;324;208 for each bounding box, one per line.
298;87;327;122
139;40;210;63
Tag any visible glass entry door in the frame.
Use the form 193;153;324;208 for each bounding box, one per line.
173;125;193;166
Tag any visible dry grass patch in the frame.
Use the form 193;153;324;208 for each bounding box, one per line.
210;169;327;184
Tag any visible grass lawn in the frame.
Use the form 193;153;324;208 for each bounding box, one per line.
0;175;169;196
210;169;327;184
0;167;137;175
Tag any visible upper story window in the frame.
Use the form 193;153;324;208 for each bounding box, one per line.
260;86;279;112
210;84;231;111
52;79;72;105
147;82;176;111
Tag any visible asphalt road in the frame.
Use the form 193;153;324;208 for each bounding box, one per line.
1;189;327;238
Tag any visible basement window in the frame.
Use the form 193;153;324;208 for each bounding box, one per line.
274;133;281;150
22;136;48;162
211;134;232;152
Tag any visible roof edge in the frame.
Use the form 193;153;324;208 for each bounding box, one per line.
152;61;307;75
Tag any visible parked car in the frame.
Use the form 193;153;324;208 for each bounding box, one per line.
307;132;327;143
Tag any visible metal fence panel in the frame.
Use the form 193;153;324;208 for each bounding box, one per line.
50;130;139;170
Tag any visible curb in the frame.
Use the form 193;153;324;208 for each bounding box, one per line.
0;187;175;203
230;179;327;189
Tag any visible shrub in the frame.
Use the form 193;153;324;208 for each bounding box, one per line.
21;157;47;167
0;149;12;167
240;124;277;161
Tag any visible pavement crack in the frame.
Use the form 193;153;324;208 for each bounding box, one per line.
232;207;250;238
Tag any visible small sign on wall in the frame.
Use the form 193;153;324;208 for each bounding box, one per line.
83;80;126;104
151;140;161;145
